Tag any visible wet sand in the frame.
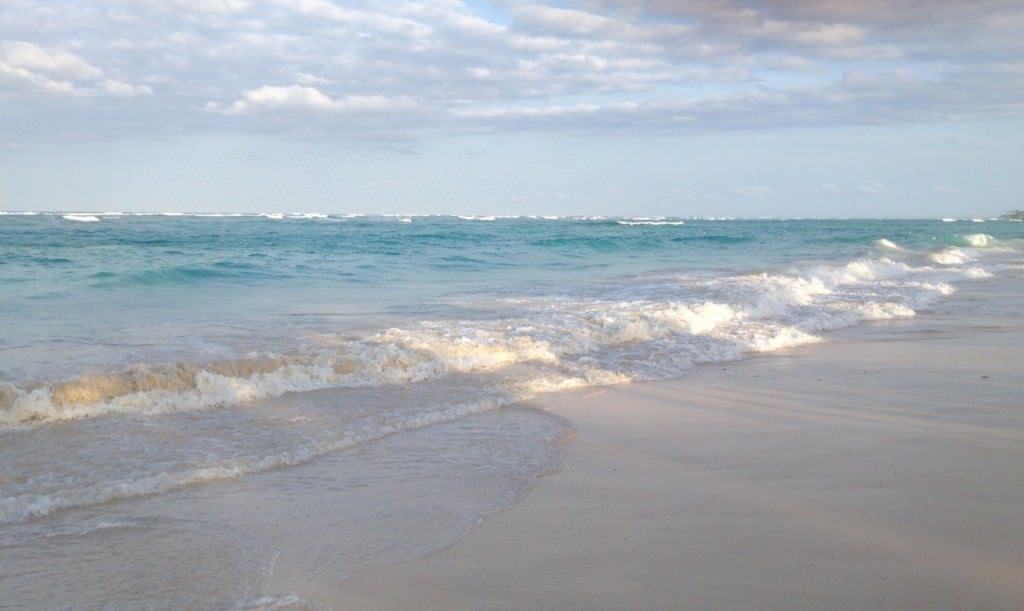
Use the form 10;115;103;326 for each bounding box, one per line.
327;301;1024;610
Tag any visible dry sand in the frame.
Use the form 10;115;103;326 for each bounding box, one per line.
326;310;1024;610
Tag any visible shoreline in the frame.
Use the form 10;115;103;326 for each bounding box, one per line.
324;293;1024;610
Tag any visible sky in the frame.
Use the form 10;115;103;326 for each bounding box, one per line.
1;0;1022;217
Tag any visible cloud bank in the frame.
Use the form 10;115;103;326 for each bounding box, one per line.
0;0;1021;141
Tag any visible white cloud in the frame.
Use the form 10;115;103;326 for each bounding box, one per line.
336;95;417;112
133;0;250;16
0;62;75;93
218;84;335;114
102;79;153;97
0;40;151;97
761;20;866;47
0;41;95;95
284;0;432;38
296;72;332;86
456;102;603;119
1;41;103;79
211;84;418;115
1;0;1022;139
512;4;626;37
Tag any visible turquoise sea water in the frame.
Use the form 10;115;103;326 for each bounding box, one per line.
2;212;1023;608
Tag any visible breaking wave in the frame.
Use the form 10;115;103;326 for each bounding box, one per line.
0;245;986;429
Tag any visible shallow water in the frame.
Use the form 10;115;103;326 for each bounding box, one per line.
1;213;1022;607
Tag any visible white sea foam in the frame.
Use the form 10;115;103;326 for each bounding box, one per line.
0;241;997;430
963;233;994;247
0;300;814;427
797;257;914;286
1;221;1014;533
617;220;686;226
930;248;971;265
874;238;907;252
964;267;994;279
62;214;100;222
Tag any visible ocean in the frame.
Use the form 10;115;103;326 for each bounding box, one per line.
2;212;1022;609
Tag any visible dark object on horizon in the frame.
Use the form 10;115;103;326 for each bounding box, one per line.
1000;210;1024;220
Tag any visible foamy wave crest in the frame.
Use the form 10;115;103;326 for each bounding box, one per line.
62;214;100;222
930;247;972;265
0;320;637;427
0;243;993;429
874;238;908;252
0;298;820;427
617;220;686;226
962;233;994;247
732;253;971;334
1;358;334;426
0;348;430;427
822;257;914;283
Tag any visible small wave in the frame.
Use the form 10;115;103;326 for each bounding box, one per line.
133;267;235;285
0;393;513;523
928;234;1007;263
232;595;318;610
617;220;686;226
0;297;834;428
930;246;978;265
873;238;907;252
962;233;994;247
89;263;279;287
0;241;995;430
62;214;100;223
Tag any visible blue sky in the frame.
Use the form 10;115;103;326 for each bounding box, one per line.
1;0;1021;217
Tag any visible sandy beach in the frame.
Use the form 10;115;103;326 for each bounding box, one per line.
327;290;1024;610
